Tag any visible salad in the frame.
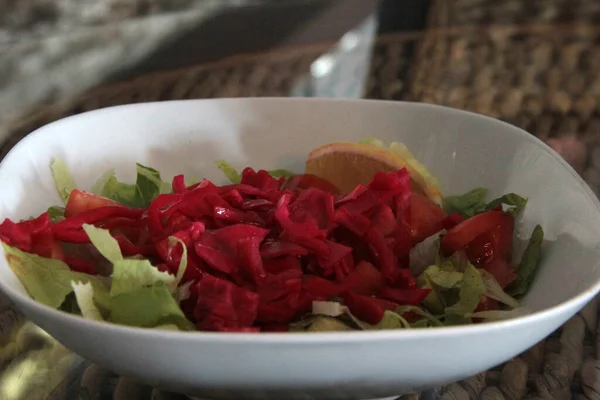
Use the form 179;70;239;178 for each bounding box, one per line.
0;139;543;332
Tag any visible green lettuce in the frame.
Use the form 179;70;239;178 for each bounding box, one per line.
508;225;544;297
82;225;191;329
308;301;443;330
443;188;488;218
419;263;463;314
71;281;105;321
395;305;444;328
50;159;76;204
93;164;170;208
109;281;192;329
345;308;410;330
267;169;295;179
216;160;242;184
168;237;188;284
82;224;123;264
90;169;117;194
4;224;193;330
443;189;528;218
419;257;489;325
47;206;65;223
485;193;528;215
1;243;108;310
468;307;529;321
479;270;519;308
444;263;486;324
216;160;296;184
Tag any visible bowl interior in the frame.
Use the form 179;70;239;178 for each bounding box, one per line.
0;98;599;317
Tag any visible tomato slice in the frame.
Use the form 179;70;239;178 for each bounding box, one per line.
370;297;399;311
65;189;124;217
465;213;514;265
483;258;517;288
342;292;384;325
474;296;500;313
302;275;342;297
440;210;507;256
379;287;431;306
283;174;340;194
341;261;385;295
410;193;446;244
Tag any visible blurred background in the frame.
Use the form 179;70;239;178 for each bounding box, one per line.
3;0;600;185
1;0;600;399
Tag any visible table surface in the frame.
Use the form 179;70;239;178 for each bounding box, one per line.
1;1;600;399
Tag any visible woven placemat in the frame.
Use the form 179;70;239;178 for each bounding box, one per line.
424;0;600;29
407;23;600;199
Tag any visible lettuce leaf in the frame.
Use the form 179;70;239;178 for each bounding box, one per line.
309;301;412;330
479;269;519;308
135;163;170;204
423;265;463;288
109;281;192;330
2;243;108;310
72;225;189;329
485;193;528;215
168;237;188;284
508;225;544;297
345;308;410;330
94;163;169;207
83;224;177;295
91;169;117;195
50;158;77;204
47;206;65;223
395;305;444;327
372;311;411;329
419;256;488;325
468;307;529;321
419;264;463;314
216;160;242;184
444;189;527;218
71;281;105;321
443;188;488;218
110;259;176;298
444;263;486;324
267;169;295;179
216;160;296;183
96;174;137;205
82;224;123;264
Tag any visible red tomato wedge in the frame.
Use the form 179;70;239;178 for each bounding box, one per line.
440;210;507;256
465;213;514;266
370;297;399;311
341;260;385;295
342;292;385;325
474;296;500;313
410;193;446;244
283;174;340;194
65;189;124;217
483;258;517;288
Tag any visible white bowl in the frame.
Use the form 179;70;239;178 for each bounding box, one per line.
0;98;599;400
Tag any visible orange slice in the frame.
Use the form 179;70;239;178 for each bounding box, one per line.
305;141;443;205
